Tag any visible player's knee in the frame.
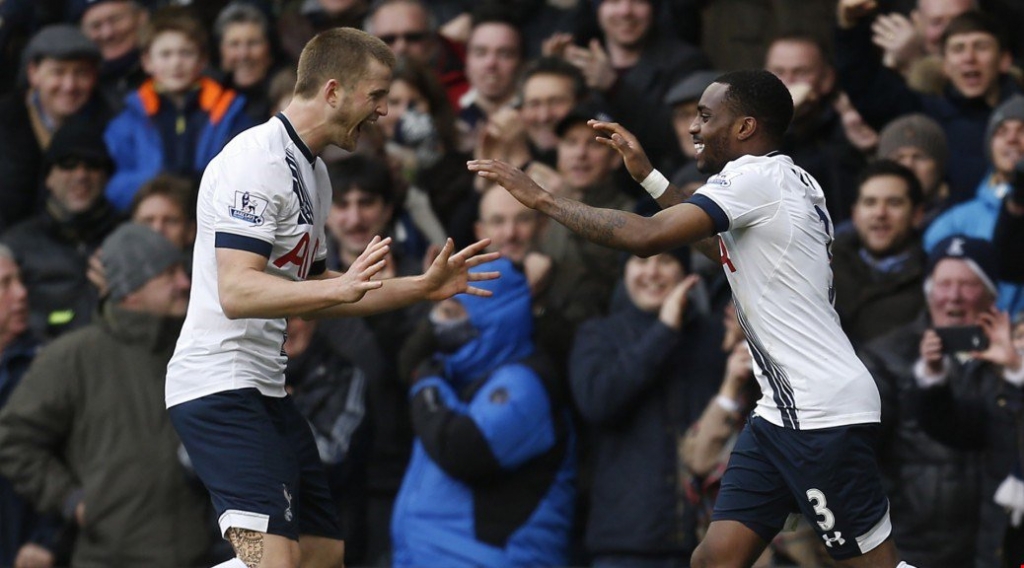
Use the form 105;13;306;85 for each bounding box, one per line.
691;539;723;568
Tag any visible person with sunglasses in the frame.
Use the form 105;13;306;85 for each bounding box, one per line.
365;0;470;111
0;116;122;341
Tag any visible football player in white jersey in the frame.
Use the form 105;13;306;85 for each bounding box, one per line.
167;28;499;568
469;70;915;568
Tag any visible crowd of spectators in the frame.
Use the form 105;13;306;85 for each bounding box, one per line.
0;0;1023;566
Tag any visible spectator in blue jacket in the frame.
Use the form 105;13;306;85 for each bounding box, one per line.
391;257;576;568
924;94;1024;314
103;6;251;210
570;248;725;567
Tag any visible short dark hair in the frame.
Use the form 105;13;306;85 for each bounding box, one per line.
856;159;924;206
468;4;523;59
327;155;395;205
130;174;196;221
140;6;208;57
941;10;1008;53
714;69;794;144
520;56;587;102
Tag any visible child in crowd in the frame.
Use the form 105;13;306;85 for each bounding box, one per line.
104;7;251;210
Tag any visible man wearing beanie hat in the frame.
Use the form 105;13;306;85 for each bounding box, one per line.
0;23;111;232
877;113;949;223
858;233;1023;567
1;115;122;341
923;95;1024;314
0;223;215;567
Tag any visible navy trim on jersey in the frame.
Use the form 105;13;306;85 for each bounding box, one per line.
275;113;315;164
735;305;800;429
310;259;326;277
687;194;729;234
285;149;315;225
215;232;273;257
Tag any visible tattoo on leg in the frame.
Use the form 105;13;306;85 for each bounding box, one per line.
227;528;265;568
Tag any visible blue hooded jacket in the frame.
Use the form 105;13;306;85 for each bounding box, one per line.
391;258;576;567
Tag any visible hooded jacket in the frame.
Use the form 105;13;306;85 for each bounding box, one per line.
391;258;576;567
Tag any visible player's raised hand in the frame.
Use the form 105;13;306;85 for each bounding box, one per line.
468;159;551;209
423;238;501;301
837;0;878;29
589;119;654;183
334;235;389;303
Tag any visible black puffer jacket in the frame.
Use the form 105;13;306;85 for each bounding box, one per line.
860;315;1005;568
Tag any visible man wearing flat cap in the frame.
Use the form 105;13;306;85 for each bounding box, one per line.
0;24;111;232
858;234;1023;567
1;116;122;340
0;224;215;568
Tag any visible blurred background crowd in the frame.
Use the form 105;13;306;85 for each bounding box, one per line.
1;0;1024;566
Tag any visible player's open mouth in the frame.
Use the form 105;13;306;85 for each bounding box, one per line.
694;143;705;155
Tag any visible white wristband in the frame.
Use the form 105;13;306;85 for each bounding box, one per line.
640;169;670;199
715;394;741;413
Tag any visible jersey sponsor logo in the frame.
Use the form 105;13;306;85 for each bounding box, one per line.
718;237;736;273
229;191;268;225
285;149;314;225
273;232;321;279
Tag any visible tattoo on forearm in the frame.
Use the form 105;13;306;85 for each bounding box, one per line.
227;528;264;568
655;184;693;209
548;197;630;249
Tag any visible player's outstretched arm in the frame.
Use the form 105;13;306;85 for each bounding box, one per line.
217;236;391;319
588;119;692;209
467;158;715;257
304;238;501;319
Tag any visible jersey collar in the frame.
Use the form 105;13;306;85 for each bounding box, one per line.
275;113;316;165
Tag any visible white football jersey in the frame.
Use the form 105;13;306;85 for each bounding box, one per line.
166;114;330;408
689;153;880;430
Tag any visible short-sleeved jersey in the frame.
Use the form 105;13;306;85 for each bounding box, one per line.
688;153;880;430
166;114;330;408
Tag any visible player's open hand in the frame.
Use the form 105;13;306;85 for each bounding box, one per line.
589;119;654;183
334;236;389;303
468;159;550;209
423;238;501;301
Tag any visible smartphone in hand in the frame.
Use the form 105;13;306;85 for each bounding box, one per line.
935;325;989;353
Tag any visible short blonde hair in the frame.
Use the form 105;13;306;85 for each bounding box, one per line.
293;27;395;99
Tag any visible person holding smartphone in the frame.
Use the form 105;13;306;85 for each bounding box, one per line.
913;235;1022;565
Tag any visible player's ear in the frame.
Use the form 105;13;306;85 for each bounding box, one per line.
735;116;757;141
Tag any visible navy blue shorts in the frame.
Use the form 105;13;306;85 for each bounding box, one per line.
169;388;342;541
712;414;891;560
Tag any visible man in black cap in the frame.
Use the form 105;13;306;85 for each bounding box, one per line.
0;224;215;568
0;24;109;232
858;233;1022;567
1;116;121;340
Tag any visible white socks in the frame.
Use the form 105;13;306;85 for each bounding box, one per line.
897;562;917;568
212;559;248;568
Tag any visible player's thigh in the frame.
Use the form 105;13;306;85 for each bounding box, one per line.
299;534;345;568
834;538;900;568
281;395;344;541
226;527;301;568
752;416;891;562
696;422;792;566
691;520;770;568
169;389;304;540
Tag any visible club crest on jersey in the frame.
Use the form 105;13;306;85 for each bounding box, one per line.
229;191;268;225
707;171;742;187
